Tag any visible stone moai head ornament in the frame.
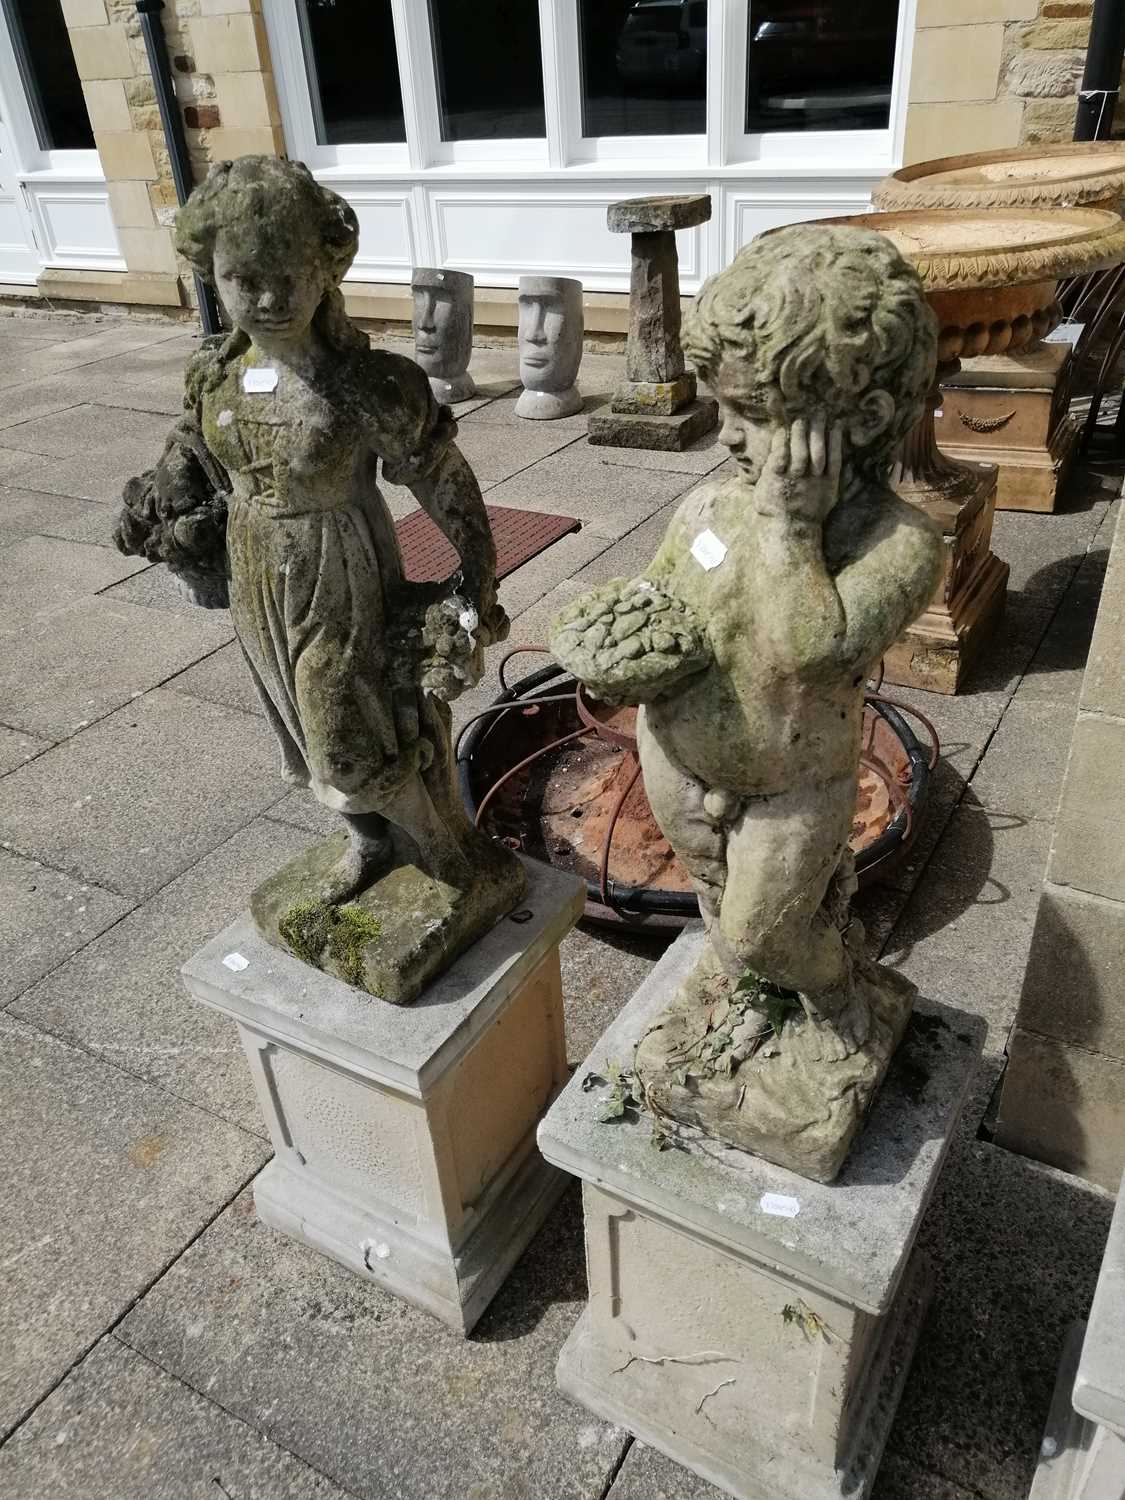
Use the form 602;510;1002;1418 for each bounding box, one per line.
515;275;584;420
412;267;476;404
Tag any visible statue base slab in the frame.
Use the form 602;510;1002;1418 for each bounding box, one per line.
538;925;983;1499
250;829;526;1006
183;859;584;1334
588;397;717;451
429;371;476;405
633;954;916;1184
936;345;1079;514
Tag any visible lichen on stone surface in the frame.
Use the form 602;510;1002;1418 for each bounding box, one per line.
277;898;381;987
278;899;332;968
326;906;383;987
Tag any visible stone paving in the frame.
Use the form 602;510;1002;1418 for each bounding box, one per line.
0;307;1119;1500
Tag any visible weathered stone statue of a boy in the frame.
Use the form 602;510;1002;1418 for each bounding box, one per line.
552;225;944;1180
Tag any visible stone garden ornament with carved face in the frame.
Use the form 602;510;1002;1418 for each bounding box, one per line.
515;275;584;419
552;224;946;1181
412;267;477;404
113;156;523;1003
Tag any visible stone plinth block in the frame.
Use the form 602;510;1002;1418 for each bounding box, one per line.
537;927;983;1500
935;344;1079;514
183;859;584;1334
1030;1170;1125;1498
587;399;718;452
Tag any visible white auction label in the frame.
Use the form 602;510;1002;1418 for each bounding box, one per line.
1045;322;1085;348
222;952;250;972
760;1192;800;1218
690;528;728;570
242;367;279;394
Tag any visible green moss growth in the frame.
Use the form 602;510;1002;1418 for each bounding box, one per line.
327;905;383;987
278;899;332;967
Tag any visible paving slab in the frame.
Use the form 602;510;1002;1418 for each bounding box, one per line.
0;485;123;546
992;504;1106;608
0;380;83;431
0;1012;267;1441
0;1337;346;1500
0;534;149;620
0;444;51;483
883;805;1053;1050
119;1185;629;1500
0;689;289;899
968;696;1077;822
959;593;1056;701
0;724;49;775
486;445;698;540
167;641;263;718
0;595;233;740
0;324;187;392
100;563;234;623
0;403;173;460
89;380;184;417
495;525;611;622
13;442;174;504
1017;560;1107;706
0;846;132;1008
452;418;583;486
558;921;665;1066
886;1143;1113;1500
9;817;314;1135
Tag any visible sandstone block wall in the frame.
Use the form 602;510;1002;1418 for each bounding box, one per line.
994;500;1125;1192
904;0;1118;165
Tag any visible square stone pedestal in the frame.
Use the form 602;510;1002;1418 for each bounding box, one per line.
183;859;584;1334
538;927;983;1500
883;464;1009;696
1030;1171;1125;1499
935;345;1079;515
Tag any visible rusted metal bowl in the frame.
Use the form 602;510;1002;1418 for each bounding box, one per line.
456;658;935;933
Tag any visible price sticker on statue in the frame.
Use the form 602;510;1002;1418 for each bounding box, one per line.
690;529;728;571
242;367;279;394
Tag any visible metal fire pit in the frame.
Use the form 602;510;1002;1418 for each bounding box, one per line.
457;652;938;932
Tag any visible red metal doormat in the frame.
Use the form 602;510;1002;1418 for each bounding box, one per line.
396;504;580;584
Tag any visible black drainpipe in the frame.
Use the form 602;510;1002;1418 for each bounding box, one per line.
134;0;222;335
1074;0;1125;140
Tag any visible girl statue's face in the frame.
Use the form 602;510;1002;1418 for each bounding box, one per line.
212;220;329;345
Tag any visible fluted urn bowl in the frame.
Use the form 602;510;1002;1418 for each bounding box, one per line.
873;142;1125;215
832;206;1125;359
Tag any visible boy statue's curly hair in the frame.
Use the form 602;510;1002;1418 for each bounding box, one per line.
684;224;936;466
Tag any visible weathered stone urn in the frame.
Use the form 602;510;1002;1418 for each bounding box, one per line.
874;144;1125;515
821;205;1125;692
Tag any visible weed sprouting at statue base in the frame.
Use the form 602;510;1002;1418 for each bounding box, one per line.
114;157;524;1003
552;226;945;1181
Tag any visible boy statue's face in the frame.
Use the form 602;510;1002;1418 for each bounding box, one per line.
714;358;780;483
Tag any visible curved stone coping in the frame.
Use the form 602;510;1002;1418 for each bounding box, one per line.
873;143;1125;212
823;208;1125;292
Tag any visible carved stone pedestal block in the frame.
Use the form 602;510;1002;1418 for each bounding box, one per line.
936;344;1079;514
1030;1175;1125;1499
183;859;584;1334
538;928;983;1500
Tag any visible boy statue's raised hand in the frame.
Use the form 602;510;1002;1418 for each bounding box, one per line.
551;224;945;1182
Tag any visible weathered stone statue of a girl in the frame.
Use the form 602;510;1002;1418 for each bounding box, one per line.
115;156;524;1002
552;225;945;1180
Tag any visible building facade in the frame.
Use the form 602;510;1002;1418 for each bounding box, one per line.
0;0;1111;331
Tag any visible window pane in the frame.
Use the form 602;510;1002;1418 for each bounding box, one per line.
580;0;707;138
3;0;93;150
746;1;898;135
299;0;405;145
429;0;546;141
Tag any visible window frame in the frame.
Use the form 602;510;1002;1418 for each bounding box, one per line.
267;0;917;177
0;0;101;177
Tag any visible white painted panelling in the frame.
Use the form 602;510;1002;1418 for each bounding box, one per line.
32;187;121;267
0;200;36;281
341;190;416;281
429;187;704;293
725;191;873;263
